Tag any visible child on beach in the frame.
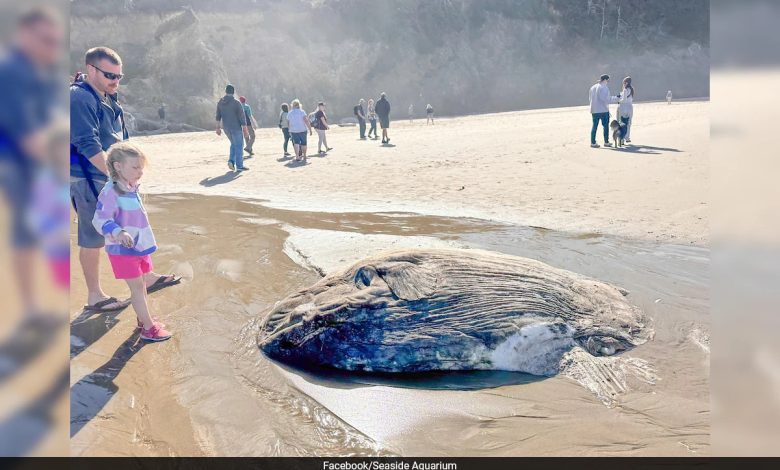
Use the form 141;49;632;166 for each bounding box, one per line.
92;142;172;342
27;122;70;290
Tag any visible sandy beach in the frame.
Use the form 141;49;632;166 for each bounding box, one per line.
70;101;710;456
138;100;709;245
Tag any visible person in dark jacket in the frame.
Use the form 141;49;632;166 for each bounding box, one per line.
215;84;250;171
375;92;391;144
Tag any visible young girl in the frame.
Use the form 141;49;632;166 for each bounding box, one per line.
92;142;172;342
27;122;70;291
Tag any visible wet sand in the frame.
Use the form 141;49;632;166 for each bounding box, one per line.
70;194;709;456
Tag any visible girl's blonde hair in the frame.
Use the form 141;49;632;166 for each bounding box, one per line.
106;142;147;182
292;99;301;109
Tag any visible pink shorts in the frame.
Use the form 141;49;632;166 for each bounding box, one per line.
108;254;153;280
49;257;70;290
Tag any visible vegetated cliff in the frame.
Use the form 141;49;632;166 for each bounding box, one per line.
71;0;709;131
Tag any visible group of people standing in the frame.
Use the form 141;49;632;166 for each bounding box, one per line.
353;93;392;143
588;74;635;148
276;99;332;163
216;91;404;165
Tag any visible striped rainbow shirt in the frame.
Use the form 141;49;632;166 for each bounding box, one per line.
91;181;157;256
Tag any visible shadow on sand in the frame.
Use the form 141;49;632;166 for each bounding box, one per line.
70;306;129;359
199;171;242;187
0;367;69;455
284;159;309;168
70;332;145;437
612;144;682;155
0;315;66;385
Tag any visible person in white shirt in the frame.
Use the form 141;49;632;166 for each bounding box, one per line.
589;74;619;148
287;99;313;162
666;90;673;104
618;76;635;143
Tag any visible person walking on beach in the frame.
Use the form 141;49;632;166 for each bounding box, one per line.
426;104;434;125
313;102;332;155
216;84;250;171
375;92;391;144
92;143;173;342
408;104;414;123
279;102;291;157
239;96;257;156
287;99;313;162
618;76;635;143
588;74;619;148
666;90;673;104
158;103;166;122
354;99;367;139
367;98;378;139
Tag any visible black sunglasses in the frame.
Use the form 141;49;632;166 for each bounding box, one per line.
89;63;123;81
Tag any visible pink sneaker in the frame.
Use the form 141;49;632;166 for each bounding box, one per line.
136;318;165;330
140;324;172;342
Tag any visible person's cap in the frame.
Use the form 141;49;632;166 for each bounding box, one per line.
380;92;386;97
318;101;325;106
225;84;235;94
600;74;610;81
239;96;246;103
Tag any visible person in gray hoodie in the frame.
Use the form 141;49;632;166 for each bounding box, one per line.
216;84;250;171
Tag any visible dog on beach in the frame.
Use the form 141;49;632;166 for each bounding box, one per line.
610;119;627;147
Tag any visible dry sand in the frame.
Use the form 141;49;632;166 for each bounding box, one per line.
69;101;710;456
138;100;709;245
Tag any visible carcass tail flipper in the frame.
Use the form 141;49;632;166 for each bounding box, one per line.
559;347;657;407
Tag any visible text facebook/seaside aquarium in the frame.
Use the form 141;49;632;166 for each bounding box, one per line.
323;461;457;470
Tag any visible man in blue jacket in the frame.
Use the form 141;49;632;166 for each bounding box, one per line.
70;46;131;312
